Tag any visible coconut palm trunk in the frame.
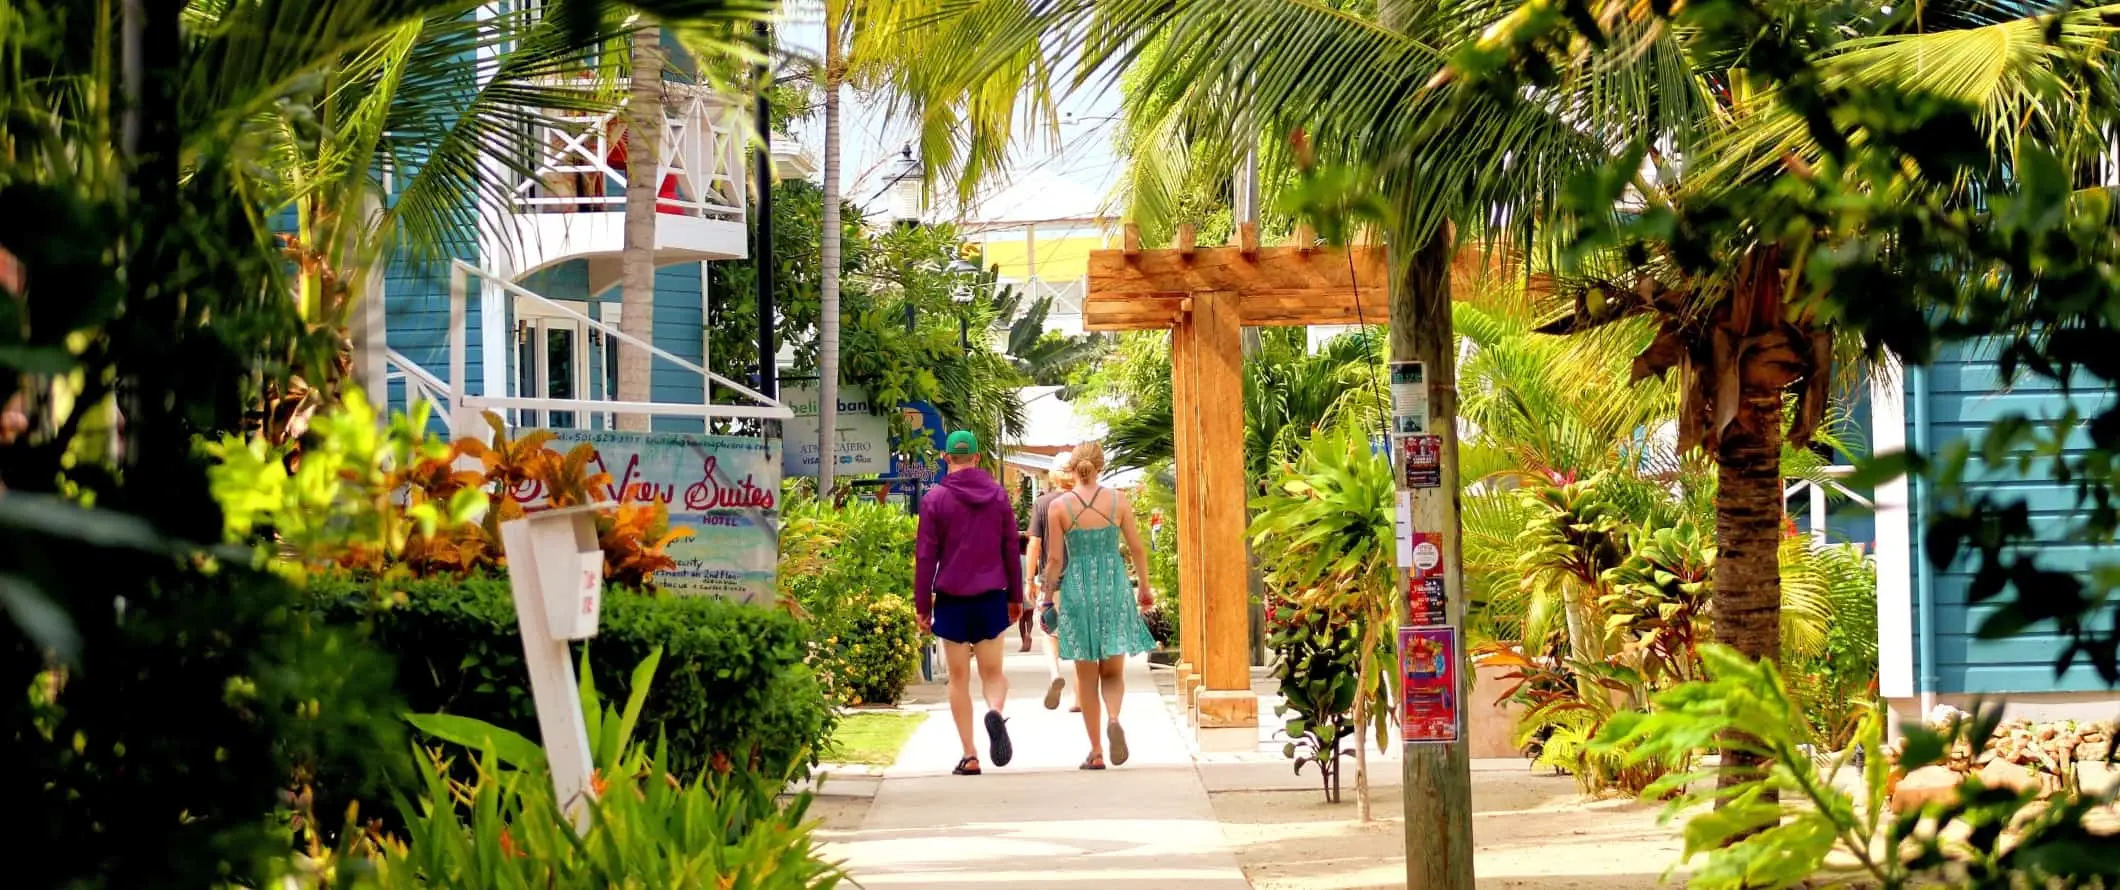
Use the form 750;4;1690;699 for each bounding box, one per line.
617;23;662;432
816;17;844;495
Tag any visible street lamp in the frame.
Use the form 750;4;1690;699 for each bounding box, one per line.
887;144;923;225
947;258;981;350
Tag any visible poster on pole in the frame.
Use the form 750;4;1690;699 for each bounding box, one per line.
1394;491;1415;568
778;383;892;478
1389;361;1429;434
1400;625;1461;745
515;430;781;603
1405;530;1447;625
1398;433;1442;488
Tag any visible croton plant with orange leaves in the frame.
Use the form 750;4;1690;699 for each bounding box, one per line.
208;392;692;591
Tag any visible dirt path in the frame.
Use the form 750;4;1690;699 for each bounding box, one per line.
1210;768;1690;889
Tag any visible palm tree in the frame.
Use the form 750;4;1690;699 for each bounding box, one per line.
618;22;664;431
1523;4;2120;677
811;0;1065;494
990;283;1108;387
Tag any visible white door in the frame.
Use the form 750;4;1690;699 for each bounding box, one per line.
514;304;589;430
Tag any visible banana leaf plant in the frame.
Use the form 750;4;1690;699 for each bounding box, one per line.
1249;426;1397;818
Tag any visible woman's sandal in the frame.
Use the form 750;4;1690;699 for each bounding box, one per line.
1079;753;1106;771
953;755;981;776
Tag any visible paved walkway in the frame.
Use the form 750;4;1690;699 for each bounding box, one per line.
829;646;1253;889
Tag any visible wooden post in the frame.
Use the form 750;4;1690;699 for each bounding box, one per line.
1173;318;1205;708
1394;233;1475;888
1194;290;1256;738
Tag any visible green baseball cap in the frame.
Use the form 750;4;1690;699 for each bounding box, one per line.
945;430;980;455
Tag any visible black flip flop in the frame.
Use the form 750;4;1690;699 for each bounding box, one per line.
1080;753;1106;771
953;755;981;776
985;710;1014;767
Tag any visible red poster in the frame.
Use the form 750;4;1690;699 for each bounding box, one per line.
1400;625;1460;744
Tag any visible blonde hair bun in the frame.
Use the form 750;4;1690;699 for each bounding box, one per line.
1068;441;1108;482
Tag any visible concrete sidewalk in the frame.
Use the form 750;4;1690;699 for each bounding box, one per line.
828;645;1253;889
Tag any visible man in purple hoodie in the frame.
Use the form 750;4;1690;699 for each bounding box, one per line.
915;429;1025;775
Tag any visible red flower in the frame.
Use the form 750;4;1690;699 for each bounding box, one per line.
499;827;527;859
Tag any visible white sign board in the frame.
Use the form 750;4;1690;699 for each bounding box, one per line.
778;383;893;478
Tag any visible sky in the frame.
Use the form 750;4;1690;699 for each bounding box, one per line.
772;6;1127;223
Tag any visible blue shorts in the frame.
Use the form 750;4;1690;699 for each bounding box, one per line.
933;589;1013;645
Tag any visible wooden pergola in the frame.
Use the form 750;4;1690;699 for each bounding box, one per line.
1086;223;1393;738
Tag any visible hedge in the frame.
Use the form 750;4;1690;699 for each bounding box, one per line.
305;573;834;779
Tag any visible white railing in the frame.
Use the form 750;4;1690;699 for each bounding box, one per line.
512;78;745;222
1788;465;1877;545
386;348;452;424
442;260;788;438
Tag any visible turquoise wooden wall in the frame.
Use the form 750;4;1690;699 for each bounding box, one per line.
1905;339;2115;694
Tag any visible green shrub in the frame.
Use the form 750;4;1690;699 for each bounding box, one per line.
835;595;923;706
281;648;843;889
779;494;924;706
305;573;834;778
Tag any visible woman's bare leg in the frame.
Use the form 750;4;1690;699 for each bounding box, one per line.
1098;655;1127;719
1073;659;1105;757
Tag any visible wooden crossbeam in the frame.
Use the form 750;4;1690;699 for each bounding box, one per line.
1086;237;1516;331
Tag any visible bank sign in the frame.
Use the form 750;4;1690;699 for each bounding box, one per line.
512;430;781;604
777;383;892;479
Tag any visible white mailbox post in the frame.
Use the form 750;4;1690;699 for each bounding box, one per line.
498;505;605;830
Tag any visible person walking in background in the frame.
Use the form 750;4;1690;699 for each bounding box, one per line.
1016;533;1036;652
915;430;1025;776
1041;442;1157;770
1026;450;1079;713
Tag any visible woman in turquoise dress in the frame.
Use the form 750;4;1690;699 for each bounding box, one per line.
1040;441;1158;769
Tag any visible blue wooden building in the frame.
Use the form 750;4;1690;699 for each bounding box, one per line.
1871;346;2119;727
360;61;795;437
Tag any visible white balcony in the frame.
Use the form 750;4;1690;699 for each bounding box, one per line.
499;78;748;282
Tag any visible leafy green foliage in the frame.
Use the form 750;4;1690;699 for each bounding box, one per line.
1595;646;2120;889
710;182;1030;454
282;649;843;890
1454;0;2120;681
207;389;492;580
1251;427;1398;801
1268;606;1364;800
833;595;924;707
779;493;925;706
1601;521;1715;686
306;572;834;779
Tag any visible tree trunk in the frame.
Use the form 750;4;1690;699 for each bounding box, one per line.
617;24;662;432
1353;616;1377;822
1713;391;1786;792
1390;227;1476;888
816;31;843;494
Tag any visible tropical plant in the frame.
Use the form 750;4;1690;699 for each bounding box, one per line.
779;494;925;705
283;648;844;889
1250;426;1397;817
834;594;923;707
1595;646;2120;889
207;389;494;581
991;281;1109;387
1507;473;1637;672
1514;658;1688;797
1600;521;1716;687
1266;604;1363;804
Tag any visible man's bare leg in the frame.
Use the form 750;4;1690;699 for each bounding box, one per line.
972;633;1014;765
945;641;978;764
